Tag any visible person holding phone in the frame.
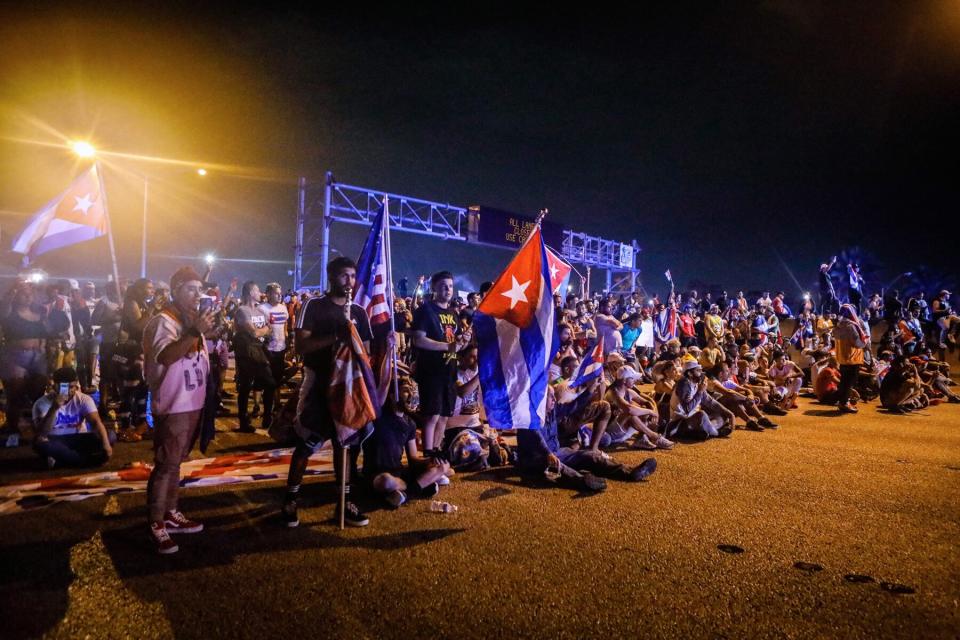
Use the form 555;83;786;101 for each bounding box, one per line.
32;366;114;468
142;266;214;554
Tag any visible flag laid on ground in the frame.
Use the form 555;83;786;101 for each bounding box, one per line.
545;245;572;294
11;164;109;262
353;200;394;396
328;321;378;446
571;336;604;388
0;447;334;516
474;227;558;430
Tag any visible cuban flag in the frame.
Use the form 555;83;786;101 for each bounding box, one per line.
545;245;572;294
571;336;604;388
11;164;109;262
474;227;558;430
353;200;394;394
654;305;678;342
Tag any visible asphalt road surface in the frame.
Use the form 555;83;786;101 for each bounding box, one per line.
1;393;958;639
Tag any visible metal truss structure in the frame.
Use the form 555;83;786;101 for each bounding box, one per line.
294;172;641;292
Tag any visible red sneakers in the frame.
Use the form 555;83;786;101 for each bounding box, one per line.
164;510;204;534
149;522;179;555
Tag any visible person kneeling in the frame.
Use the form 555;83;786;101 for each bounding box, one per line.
33;367;114;468
363;382;449;508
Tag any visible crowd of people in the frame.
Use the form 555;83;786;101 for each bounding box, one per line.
0;254;956;554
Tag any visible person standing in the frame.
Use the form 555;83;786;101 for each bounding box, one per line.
847;263;864;311
233;281;276;433
142;267;213;554
259;282;289;416
412;271;471;459
281;257;373;528
818;256;838;315
833;304;868;414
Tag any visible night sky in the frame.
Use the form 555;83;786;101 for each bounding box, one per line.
0;2;957;297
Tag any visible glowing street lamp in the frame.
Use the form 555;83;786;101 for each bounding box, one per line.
71;141;96;158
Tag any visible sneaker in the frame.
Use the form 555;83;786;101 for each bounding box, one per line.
385;490;407;509
164;510;204;534
758;417;778;429
745;420;764;432
717;425;733;438
336;502;370;527
654;436;674;450
633;434;657;450
630;458;658;482
149;522;179;554
281;499;300;528
579;471;607;492
838;403;858;414
436;474;451;486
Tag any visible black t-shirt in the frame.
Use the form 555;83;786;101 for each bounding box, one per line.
363;412;416;476
296;296;373;381
819;271;835;297
412;301;458;376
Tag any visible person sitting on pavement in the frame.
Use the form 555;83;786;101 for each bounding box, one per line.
710;359;778;431
515;385;657;493
879;355;927;413
32;366;114;468
363;381;449;509
766;350;804;410
666;359;734;440
604;365;674;450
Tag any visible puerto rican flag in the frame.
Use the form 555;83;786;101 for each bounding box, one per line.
545;245;572;294
11;164;109;262
571;336;604;388
474;227;558;430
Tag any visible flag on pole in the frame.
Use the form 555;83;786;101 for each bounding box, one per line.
545;245;572;294
474;227;558;430
11;165;108;262
664;269;673;283
654;305;679;342
571;336;604;388
353;201;394;398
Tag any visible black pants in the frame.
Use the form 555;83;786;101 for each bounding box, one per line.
236;357;277;429
287;434;360;496
836;364;860;406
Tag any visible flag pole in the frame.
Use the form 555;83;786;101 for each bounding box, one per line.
383;195;400;403
95;162;123;302
339;444;348;530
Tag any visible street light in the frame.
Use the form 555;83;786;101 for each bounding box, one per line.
197;168;207;176
71;141;96;158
